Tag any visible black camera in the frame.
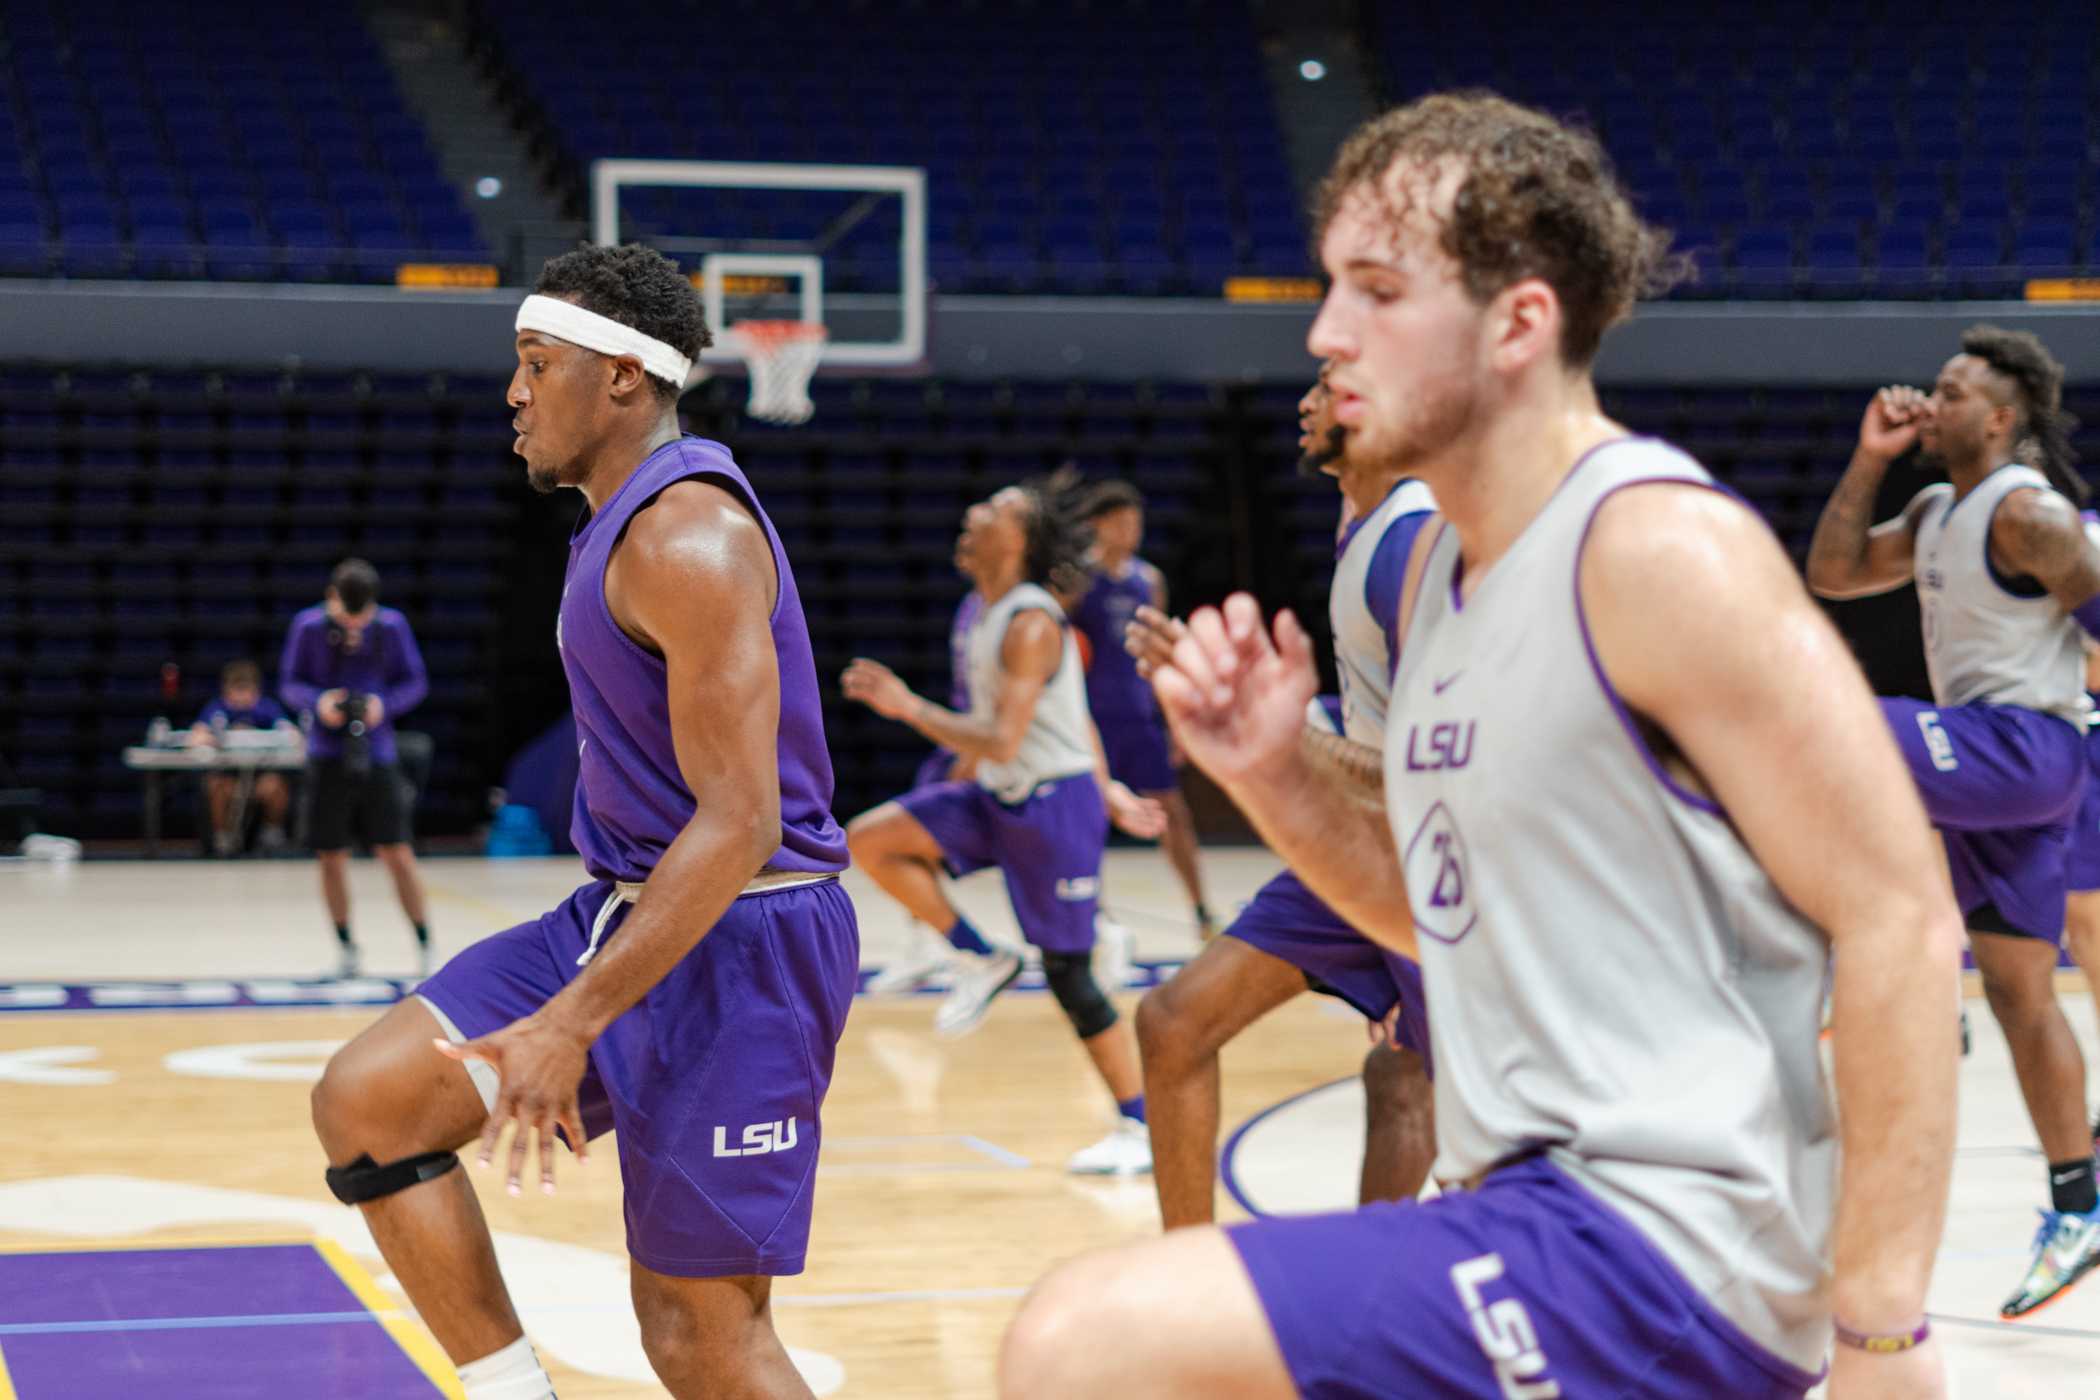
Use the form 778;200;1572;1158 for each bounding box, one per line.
340;692;372;775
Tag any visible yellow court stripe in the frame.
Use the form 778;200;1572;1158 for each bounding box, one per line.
0;1339;18;1400
0;1233;317;1255
310;1236;465;1400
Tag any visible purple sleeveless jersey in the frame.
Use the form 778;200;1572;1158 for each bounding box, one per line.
560;436;847;882
1073;560;1160;720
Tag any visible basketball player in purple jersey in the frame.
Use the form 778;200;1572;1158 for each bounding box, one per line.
1002;94;1959;1399
2068;508;2100;1150
309;245;857;1400
1127;368;1436;1229
843;481;1167;1173
1809;327;2100;1315
864;586;987;995
1071;481;1216;939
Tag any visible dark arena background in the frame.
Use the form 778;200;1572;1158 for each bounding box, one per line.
1;1;2097;1396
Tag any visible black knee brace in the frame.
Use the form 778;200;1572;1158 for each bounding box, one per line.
325;1150;460;1205
1042;951;1119;1039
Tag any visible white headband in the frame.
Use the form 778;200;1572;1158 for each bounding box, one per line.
514;293;693;386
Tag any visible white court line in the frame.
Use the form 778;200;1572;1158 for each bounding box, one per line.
826;1133;1031;1169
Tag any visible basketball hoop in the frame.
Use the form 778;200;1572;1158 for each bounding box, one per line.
728;320;827;424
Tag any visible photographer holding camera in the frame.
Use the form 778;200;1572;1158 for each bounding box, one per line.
280;558;433;978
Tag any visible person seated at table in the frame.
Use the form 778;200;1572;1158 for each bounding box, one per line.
189;658;294;857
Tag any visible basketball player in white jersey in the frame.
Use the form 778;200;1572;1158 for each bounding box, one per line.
1001;93;1959;1400
844;481;1166;1173
1133;365;1439;1229
1807;325;2100;1315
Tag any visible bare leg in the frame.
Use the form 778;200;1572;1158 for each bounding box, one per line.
310;997;523;1363
205;774;235;843
1001;1227;1294;1399
1973;931;2092;1163
376;842;429;927
846;802;961;931
1357;1041;1435;1205
255;773;290;825
1079;1016;1143;1104
1135;937;1308;1228
319;849;352;926
1148;788;1210;931
631;1265;813;1400
2067;892;2100;1039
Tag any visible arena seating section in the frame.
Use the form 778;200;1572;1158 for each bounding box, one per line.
475;0;1301;296
2;0;2092;296
1371;1;2100;296
0;0;486;281
7;365;2093;840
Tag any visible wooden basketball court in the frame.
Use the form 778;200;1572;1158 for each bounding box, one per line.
4;852;2098;1396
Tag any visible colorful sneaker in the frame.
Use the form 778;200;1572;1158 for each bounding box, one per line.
1095;914;1136;991
933;949;1023;1038
1067;1116;1152;1175
865;927;953;997
2000;1207;2100;1318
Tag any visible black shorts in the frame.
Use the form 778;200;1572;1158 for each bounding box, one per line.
307;759;412;851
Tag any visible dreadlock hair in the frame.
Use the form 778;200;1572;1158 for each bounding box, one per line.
1018;467;1096;596
534;243;712;403
1961;324;2086;506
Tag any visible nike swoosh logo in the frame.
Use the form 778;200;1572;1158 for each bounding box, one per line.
1433;673;1463;694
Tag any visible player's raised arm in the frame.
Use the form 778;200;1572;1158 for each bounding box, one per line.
1805;387;1937;599
1584;482;1960;1382
1153;594;1414;955
844;608;1061;764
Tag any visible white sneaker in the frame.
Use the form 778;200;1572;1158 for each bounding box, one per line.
1094;914;1136;991
865;927;953;996
335;942;362;980
416;941;436;980
934;949;1023;1038
1067;1116;1152;1175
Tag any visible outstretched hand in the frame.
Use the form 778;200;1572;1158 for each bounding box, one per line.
1105;780;1168;839
432;1013;591;1197
1125;604;1188;681
841;657;918;721
1150;593;1318;792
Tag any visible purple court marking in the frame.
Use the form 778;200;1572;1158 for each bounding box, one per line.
0;1244;443;1399
1217;1075;1354;1220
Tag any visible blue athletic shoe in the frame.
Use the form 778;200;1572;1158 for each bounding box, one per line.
2001;1207;2100;1319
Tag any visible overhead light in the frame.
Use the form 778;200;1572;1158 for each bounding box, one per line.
474;176;503;199
1299;59;1327;81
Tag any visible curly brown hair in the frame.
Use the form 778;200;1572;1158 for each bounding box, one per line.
1313;91;1685;366
1959;323;2086;505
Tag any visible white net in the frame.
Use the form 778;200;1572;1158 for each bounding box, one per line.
729;320;828;424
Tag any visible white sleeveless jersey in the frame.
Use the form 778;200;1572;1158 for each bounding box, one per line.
1913;464;2089;727
1330;479;1437;746
967;583;1096;802
1385;438;1834;1371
